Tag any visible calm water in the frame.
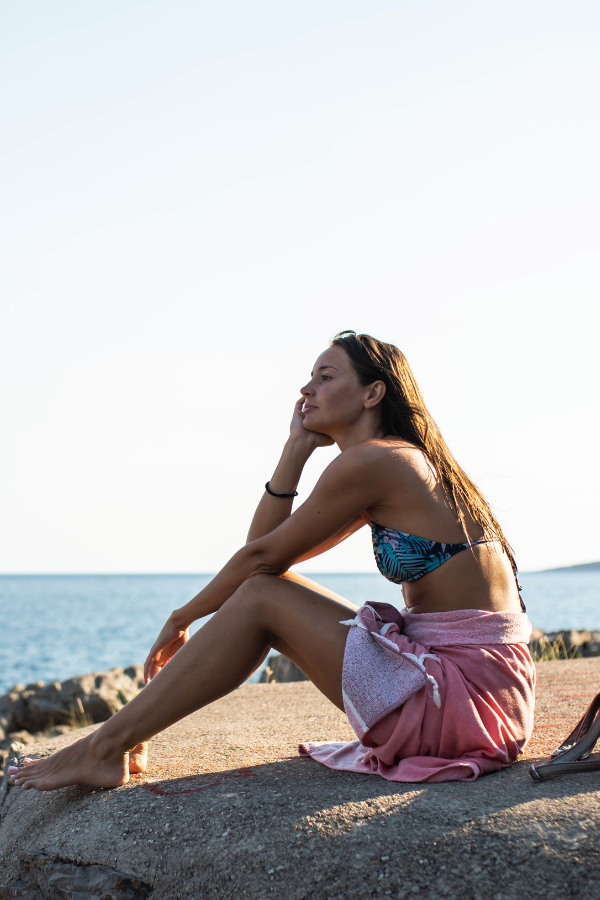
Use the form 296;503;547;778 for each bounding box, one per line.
1;572;599;694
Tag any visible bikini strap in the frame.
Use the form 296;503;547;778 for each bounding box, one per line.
508;553;526;612
470;540;526;613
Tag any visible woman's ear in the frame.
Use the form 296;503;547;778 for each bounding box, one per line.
364;380;386;409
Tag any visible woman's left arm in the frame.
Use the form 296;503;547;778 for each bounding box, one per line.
181;446;379;622
145;445;383;680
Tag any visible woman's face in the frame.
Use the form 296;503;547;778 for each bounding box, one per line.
300;345;375;435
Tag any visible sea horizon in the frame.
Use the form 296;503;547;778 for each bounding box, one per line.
2;559;599;576
3;570;599;694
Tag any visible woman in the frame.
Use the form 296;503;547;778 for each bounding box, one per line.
10;331;534;790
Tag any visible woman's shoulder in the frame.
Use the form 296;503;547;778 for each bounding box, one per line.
317;438;436;513
336;437;429;473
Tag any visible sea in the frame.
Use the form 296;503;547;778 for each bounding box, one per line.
1;572;599;695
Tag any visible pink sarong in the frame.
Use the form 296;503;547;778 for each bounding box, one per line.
299;603;535;783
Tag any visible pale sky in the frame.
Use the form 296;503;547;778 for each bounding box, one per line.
1;0;599;574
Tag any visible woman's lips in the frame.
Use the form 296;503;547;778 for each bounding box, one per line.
303;405;317;412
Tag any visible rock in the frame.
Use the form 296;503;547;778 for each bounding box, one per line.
1;662;599;900
0;733;38;779
0;850;152;900
546;629;591;649
585;632;600;656
0;665;145;735
0;730;36;748
529;629;600;659
259;654;309;683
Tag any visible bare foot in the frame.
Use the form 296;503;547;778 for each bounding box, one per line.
8;733;129;791
128;742;148;774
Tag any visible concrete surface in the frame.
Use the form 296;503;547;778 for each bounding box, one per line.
1;659;599;899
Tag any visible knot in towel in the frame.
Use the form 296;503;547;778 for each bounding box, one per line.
341;604;442;710
400;652;442;708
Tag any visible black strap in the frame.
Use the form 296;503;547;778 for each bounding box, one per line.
508;553;526;612
529;690;600;781
265;481;298;498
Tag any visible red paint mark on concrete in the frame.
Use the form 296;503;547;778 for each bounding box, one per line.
143;767;257;797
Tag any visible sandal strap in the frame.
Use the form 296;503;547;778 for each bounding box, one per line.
530;758;600;781
529;690;600;781
551;690;600;757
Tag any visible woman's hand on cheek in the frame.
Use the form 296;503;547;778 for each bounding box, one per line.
289;398;334;448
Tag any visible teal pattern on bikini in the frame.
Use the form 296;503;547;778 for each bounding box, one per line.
370;521;526;611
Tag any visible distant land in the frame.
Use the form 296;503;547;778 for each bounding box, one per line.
537;560;600;574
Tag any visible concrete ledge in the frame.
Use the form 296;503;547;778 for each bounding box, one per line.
1;659;599;900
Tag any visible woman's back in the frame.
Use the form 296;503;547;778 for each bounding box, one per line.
359;439;522;614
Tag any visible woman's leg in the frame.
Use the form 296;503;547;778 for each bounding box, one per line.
243;570;354;679
10;574;357;791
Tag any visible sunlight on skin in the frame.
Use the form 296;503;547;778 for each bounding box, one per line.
128;742;148;774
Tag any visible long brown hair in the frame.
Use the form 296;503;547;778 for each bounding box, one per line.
331;330;515;563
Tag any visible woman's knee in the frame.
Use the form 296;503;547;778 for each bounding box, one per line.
225;574;280;620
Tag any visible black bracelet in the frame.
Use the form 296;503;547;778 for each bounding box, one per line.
265;481;298;498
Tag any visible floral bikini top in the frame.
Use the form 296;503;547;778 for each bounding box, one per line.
371;520;526;611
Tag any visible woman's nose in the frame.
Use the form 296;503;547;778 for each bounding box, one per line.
300;382;313;396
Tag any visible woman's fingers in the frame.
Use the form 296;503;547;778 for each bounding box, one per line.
145;658;160;683
143;623;189;682
143;647;172;682
146;650;165;682
143;647;159;682
143;657;152;683
144;647;165;682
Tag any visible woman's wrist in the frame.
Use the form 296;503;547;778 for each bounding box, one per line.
170;606;195;630
284;434;316;459
266;438;313;495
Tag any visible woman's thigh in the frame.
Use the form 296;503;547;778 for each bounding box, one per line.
280;570;358;609
234;573;358;711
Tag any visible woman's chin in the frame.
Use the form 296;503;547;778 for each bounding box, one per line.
302;418;324;434
302;421;334;443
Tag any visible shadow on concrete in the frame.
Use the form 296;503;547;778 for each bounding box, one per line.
132;753;600;812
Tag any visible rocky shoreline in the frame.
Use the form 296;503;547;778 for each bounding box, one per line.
529;627;600;659
0;665;145;777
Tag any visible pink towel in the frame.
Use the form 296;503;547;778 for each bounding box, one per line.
299;603;535;783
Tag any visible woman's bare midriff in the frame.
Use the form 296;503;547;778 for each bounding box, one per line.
401;541;522;614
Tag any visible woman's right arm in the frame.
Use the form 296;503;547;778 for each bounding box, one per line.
246;436;314;542
248;440;365;559
246;398;334;542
